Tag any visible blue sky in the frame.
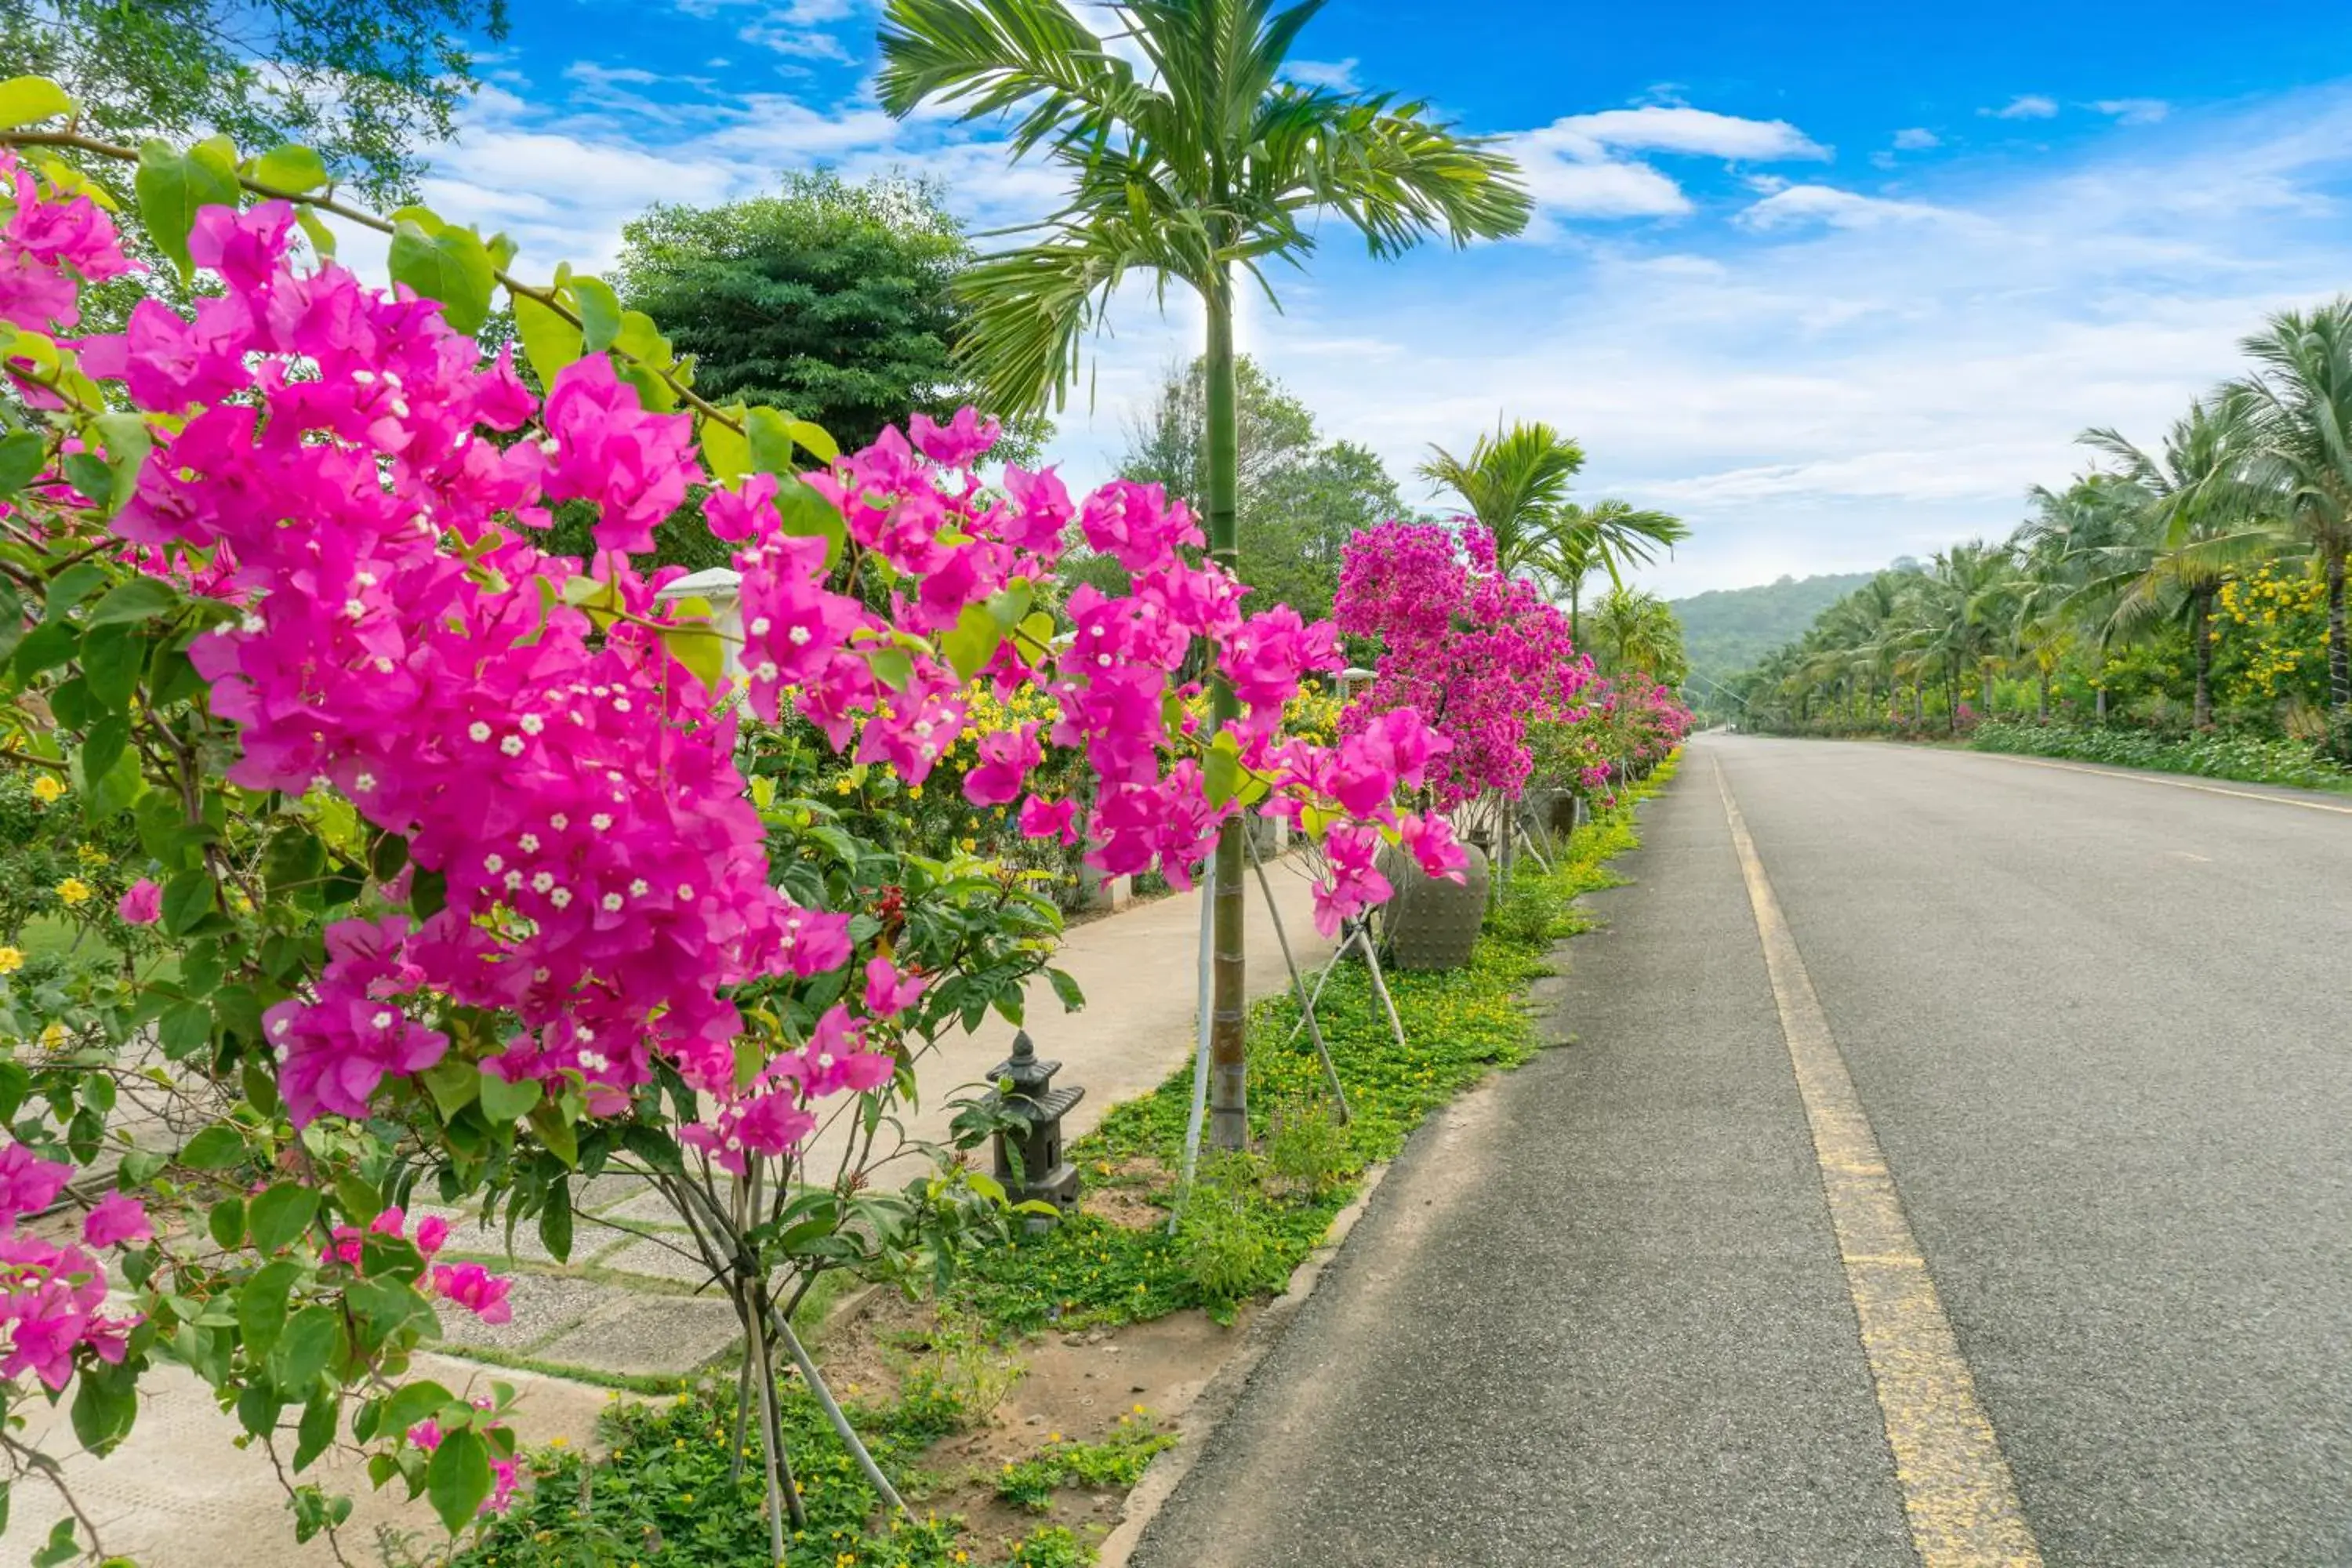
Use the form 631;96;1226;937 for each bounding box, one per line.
417;1;2352;593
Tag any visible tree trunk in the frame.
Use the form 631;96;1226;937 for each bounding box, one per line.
2192;586;2215;731
2096;684;2107;722
1980;665;1994;719
2329;550;2350;757
1203;270;1249;1151
1569;576;1581;647
2038;668;2050;723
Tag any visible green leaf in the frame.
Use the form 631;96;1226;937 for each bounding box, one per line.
409;864;448;919
772;476;848;568
745;405;798;474
571;276;622;353
426;1427;493;1534
865;646;913;693
985;581;1033;632
538;1179;574;1263
160;867;216;935
333;1174;383;1228
44;563;107;620
786;417;839;465
159;1000;212;1056
180;1123;245;1170
699;404;750;481
293;206;336;259
135;138;241;282
69;1361;137;1456
246;1181;321;1253
80;713;129;783
511;291;583;388
271;1305;341;1394
941;601;1004;684
208;1196;245;1249
89;411;151;516
236;1383;282;1439
418;1056;479;1118
660;619;727;695
388;221;496;336
0;75;71;129
0;430;45;497
84;575;178;627
237;1259;299;1359
476;1071;541;1126
1047;967;1086;1012
295;1391;338;1471
362;1378;454;1446
32;1515;79;1568
81;625;143;711
250;143;328;194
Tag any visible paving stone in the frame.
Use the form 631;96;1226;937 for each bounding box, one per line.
535;1292;745;1378
597;1233;732;1290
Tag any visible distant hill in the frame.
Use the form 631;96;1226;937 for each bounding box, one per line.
1671;569;1884;689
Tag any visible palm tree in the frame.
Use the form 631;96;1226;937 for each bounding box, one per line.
1910;542;2020;727
1588;586;1687;685
2009;473;2151;722
1416;419;1584;574
2078;394;2277;730
1535;498;1689;641
2230;300;2352;754
878;0;1530;1148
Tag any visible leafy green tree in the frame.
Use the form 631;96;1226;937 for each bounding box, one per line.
878;0;1529;1151
2230;300;2352;753
1114;354;1403;621
616;173;1046;462
1588;587;1688;685
2;0;508;201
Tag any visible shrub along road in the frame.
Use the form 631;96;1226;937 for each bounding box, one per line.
1130;734;2352;1566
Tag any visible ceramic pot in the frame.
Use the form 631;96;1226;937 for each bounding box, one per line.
1377;838;1491;971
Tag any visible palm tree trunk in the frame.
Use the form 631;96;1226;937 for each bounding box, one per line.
1203;270;1249;1151
2191;586;2215;731
2096;684;2107;723
2329;550;2350;757
2038;668;2050;723
1980;665;1994;719
1569;577;1581;646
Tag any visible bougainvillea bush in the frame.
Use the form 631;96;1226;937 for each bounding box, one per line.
0;83;1468;1566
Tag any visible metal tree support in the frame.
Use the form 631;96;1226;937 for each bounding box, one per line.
1243;827;1350;1123
1287;910;1409;1062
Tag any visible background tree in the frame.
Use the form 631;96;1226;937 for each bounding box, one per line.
879;0;1531;1152
1537;498;1689;640
1112;354;1404;620
1417;419;1584;574
2;0;508;201
1588;587;1689;685
616;172;1047;463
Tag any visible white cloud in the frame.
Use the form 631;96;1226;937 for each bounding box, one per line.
2093;98;2170;125
1984;93;2060;120
1286;57;1359;92
1536;105;1829;162
740;20;854;64
1893;127;1940;151
1510;145;1690;220
1736;184;1954;230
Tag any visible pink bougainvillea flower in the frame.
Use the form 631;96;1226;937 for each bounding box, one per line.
114;878;162;926
1017;794;1079;847
909;407;1002;468
0;1142;72;1229
431;1261;514;1325
963;723;1041;808
81;1192;151;1248
862;955;927;1018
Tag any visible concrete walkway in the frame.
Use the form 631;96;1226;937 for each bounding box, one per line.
21;855;1338;1564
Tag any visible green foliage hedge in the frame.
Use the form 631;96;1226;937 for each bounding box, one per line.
1970;720;2352;792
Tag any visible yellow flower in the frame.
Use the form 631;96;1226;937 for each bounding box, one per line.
38;1022;65;1051
54;878;91;906
0;947;22;975
75;843;107;867
906;784;922;800
30;775;64;805
549;1435;568;1447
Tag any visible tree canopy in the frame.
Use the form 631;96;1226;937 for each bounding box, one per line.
1;0;507;201
615;172;1045;463
1112;354;1405;622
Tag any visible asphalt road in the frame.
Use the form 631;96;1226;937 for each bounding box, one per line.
1129;735;2352;1567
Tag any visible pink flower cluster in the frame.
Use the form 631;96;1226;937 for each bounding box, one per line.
1334;521;1594;809
0;1143;140;1391
322;1204;514;1325
0;151;132;333
2;164;1465;1173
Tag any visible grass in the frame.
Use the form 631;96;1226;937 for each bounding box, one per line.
993;1421;1177;1513
1969;719;2352;793
949;757;1671;1334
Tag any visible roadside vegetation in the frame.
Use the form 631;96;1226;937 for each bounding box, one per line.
1729;303;2352;789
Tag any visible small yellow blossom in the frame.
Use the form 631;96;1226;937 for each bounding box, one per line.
38;1022;66;1051
0;947;23;975
30;775;65;805
75;842;107;867
53;878;91;906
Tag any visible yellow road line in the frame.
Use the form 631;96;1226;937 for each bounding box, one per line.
1713;759;2042;1568
1964;750;2352;817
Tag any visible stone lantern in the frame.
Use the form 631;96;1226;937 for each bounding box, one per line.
982;1031;1083;1220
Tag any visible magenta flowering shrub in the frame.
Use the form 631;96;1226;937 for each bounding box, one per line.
0;99;1472;1558
1334;520;1595;809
